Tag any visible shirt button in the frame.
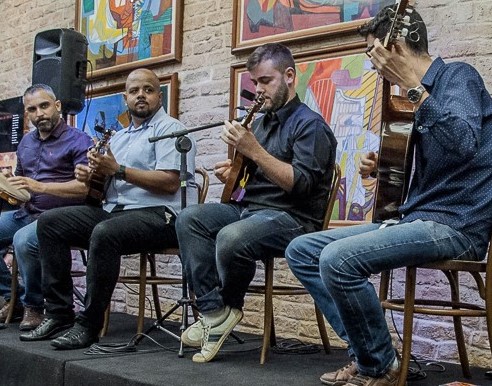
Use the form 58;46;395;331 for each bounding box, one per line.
418;126;423;131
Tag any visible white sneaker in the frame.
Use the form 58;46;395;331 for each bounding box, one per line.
192;307;243;363
180;319;203;348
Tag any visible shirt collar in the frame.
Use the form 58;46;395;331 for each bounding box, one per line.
126;106;166;132
269;94;301;127
421;57;445;88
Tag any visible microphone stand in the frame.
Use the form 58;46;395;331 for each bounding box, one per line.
136;122;244;357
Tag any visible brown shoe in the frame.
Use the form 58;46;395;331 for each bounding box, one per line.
344;357;401;386
320;361;358;385
0;301;23;322
19;307;44;331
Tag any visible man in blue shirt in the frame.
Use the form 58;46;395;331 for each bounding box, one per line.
285;5;492;386
21;69;197;350
0;84;92;331
176;43;337;363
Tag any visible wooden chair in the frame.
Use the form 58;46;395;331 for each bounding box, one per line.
103;167;209;335
246;163;342;364
6;248;88;324
379;239;492;386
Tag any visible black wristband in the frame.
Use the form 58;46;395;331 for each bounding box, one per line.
115;165;126;180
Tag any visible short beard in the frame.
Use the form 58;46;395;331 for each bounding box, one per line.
264;81;289;113
128;107;156;120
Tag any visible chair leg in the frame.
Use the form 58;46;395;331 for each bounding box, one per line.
379;271;391;312
260;258;275;365
314;304;331;354
147;253;163;320
399;267;417;386
100;307;109;337
445;270;471;378
6;255;19;324
137;253;148;334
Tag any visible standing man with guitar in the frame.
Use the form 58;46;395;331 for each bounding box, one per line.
21;69;197;349
0;84;92;331
175;43;337;363
285;3;492;386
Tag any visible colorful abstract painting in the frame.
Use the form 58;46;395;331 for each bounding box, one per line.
75;74;177;140
232;50;382;222
233;0;396;52
76;0;183;78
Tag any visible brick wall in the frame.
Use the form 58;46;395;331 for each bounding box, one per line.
0;0;490;368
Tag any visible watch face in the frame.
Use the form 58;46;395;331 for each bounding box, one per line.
408;88;423;103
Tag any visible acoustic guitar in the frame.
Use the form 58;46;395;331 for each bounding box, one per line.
372;0;416;222
220;92;265;203
86;127;113;207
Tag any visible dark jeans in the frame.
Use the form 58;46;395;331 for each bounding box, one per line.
37;205;178;331
175;203;305;313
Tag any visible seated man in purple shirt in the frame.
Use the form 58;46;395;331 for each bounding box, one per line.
0;84;92;331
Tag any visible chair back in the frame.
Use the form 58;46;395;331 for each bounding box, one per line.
195;167;209;204
322;163;341;231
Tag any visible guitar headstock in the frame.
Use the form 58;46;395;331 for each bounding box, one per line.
383;0;414;49
240;92;265;127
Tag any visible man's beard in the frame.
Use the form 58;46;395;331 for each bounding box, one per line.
128;105;155;120
264;81;289;113
35;117;57;133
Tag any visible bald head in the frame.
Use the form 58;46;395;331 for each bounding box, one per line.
124;68;163;126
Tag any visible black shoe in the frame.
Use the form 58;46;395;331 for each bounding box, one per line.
50;324;99;350
0;323;6;330
19;318;74;342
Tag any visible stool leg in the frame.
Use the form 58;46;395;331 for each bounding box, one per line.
137;253;148;334
6;255;19;324
399;267;416;386
445;270;471;378
315;304;331;354
260;258;274;365
148;253;163;320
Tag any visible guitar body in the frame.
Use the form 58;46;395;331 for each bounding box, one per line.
371;0;416;222
220;93;265;203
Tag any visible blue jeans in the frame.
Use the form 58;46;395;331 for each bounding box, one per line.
176;203;305;313
285;220;475;377
0;210;42;308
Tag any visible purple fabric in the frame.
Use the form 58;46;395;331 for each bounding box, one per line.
15;120;93;216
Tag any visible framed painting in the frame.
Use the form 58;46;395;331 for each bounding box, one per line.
75;73;178;139
232;0;397;53
75;0;183;79
230;43;382;224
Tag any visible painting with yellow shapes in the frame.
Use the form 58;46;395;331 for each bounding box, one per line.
76;0;183;78
232;50;382;222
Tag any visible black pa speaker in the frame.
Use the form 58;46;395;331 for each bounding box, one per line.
32;28;88;115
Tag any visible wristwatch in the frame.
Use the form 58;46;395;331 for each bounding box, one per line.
115;165;126;180
407;85;426;104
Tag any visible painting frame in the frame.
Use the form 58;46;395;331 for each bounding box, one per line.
231;0;397;54
75;72;178;138
75;0;184;80
230;42;382;226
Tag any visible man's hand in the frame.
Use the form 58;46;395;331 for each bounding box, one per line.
74;164;92;184
221;120;260;158
367;38;421;91
87;146;119;177
359;151;379;178
8;176;42;193
214;159;232;183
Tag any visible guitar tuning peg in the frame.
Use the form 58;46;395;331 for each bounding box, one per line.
400;28;409;38
403;15;411;25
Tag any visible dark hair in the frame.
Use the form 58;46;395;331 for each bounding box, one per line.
246;43;296;73
358;5;429;55
23;84;57;101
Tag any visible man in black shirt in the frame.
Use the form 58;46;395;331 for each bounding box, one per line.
175;43;337;363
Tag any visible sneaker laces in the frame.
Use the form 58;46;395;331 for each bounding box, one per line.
199;318;211;348
62;325;86;340
347;374;372;386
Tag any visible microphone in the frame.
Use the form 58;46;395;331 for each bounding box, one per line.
240;89;256;101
